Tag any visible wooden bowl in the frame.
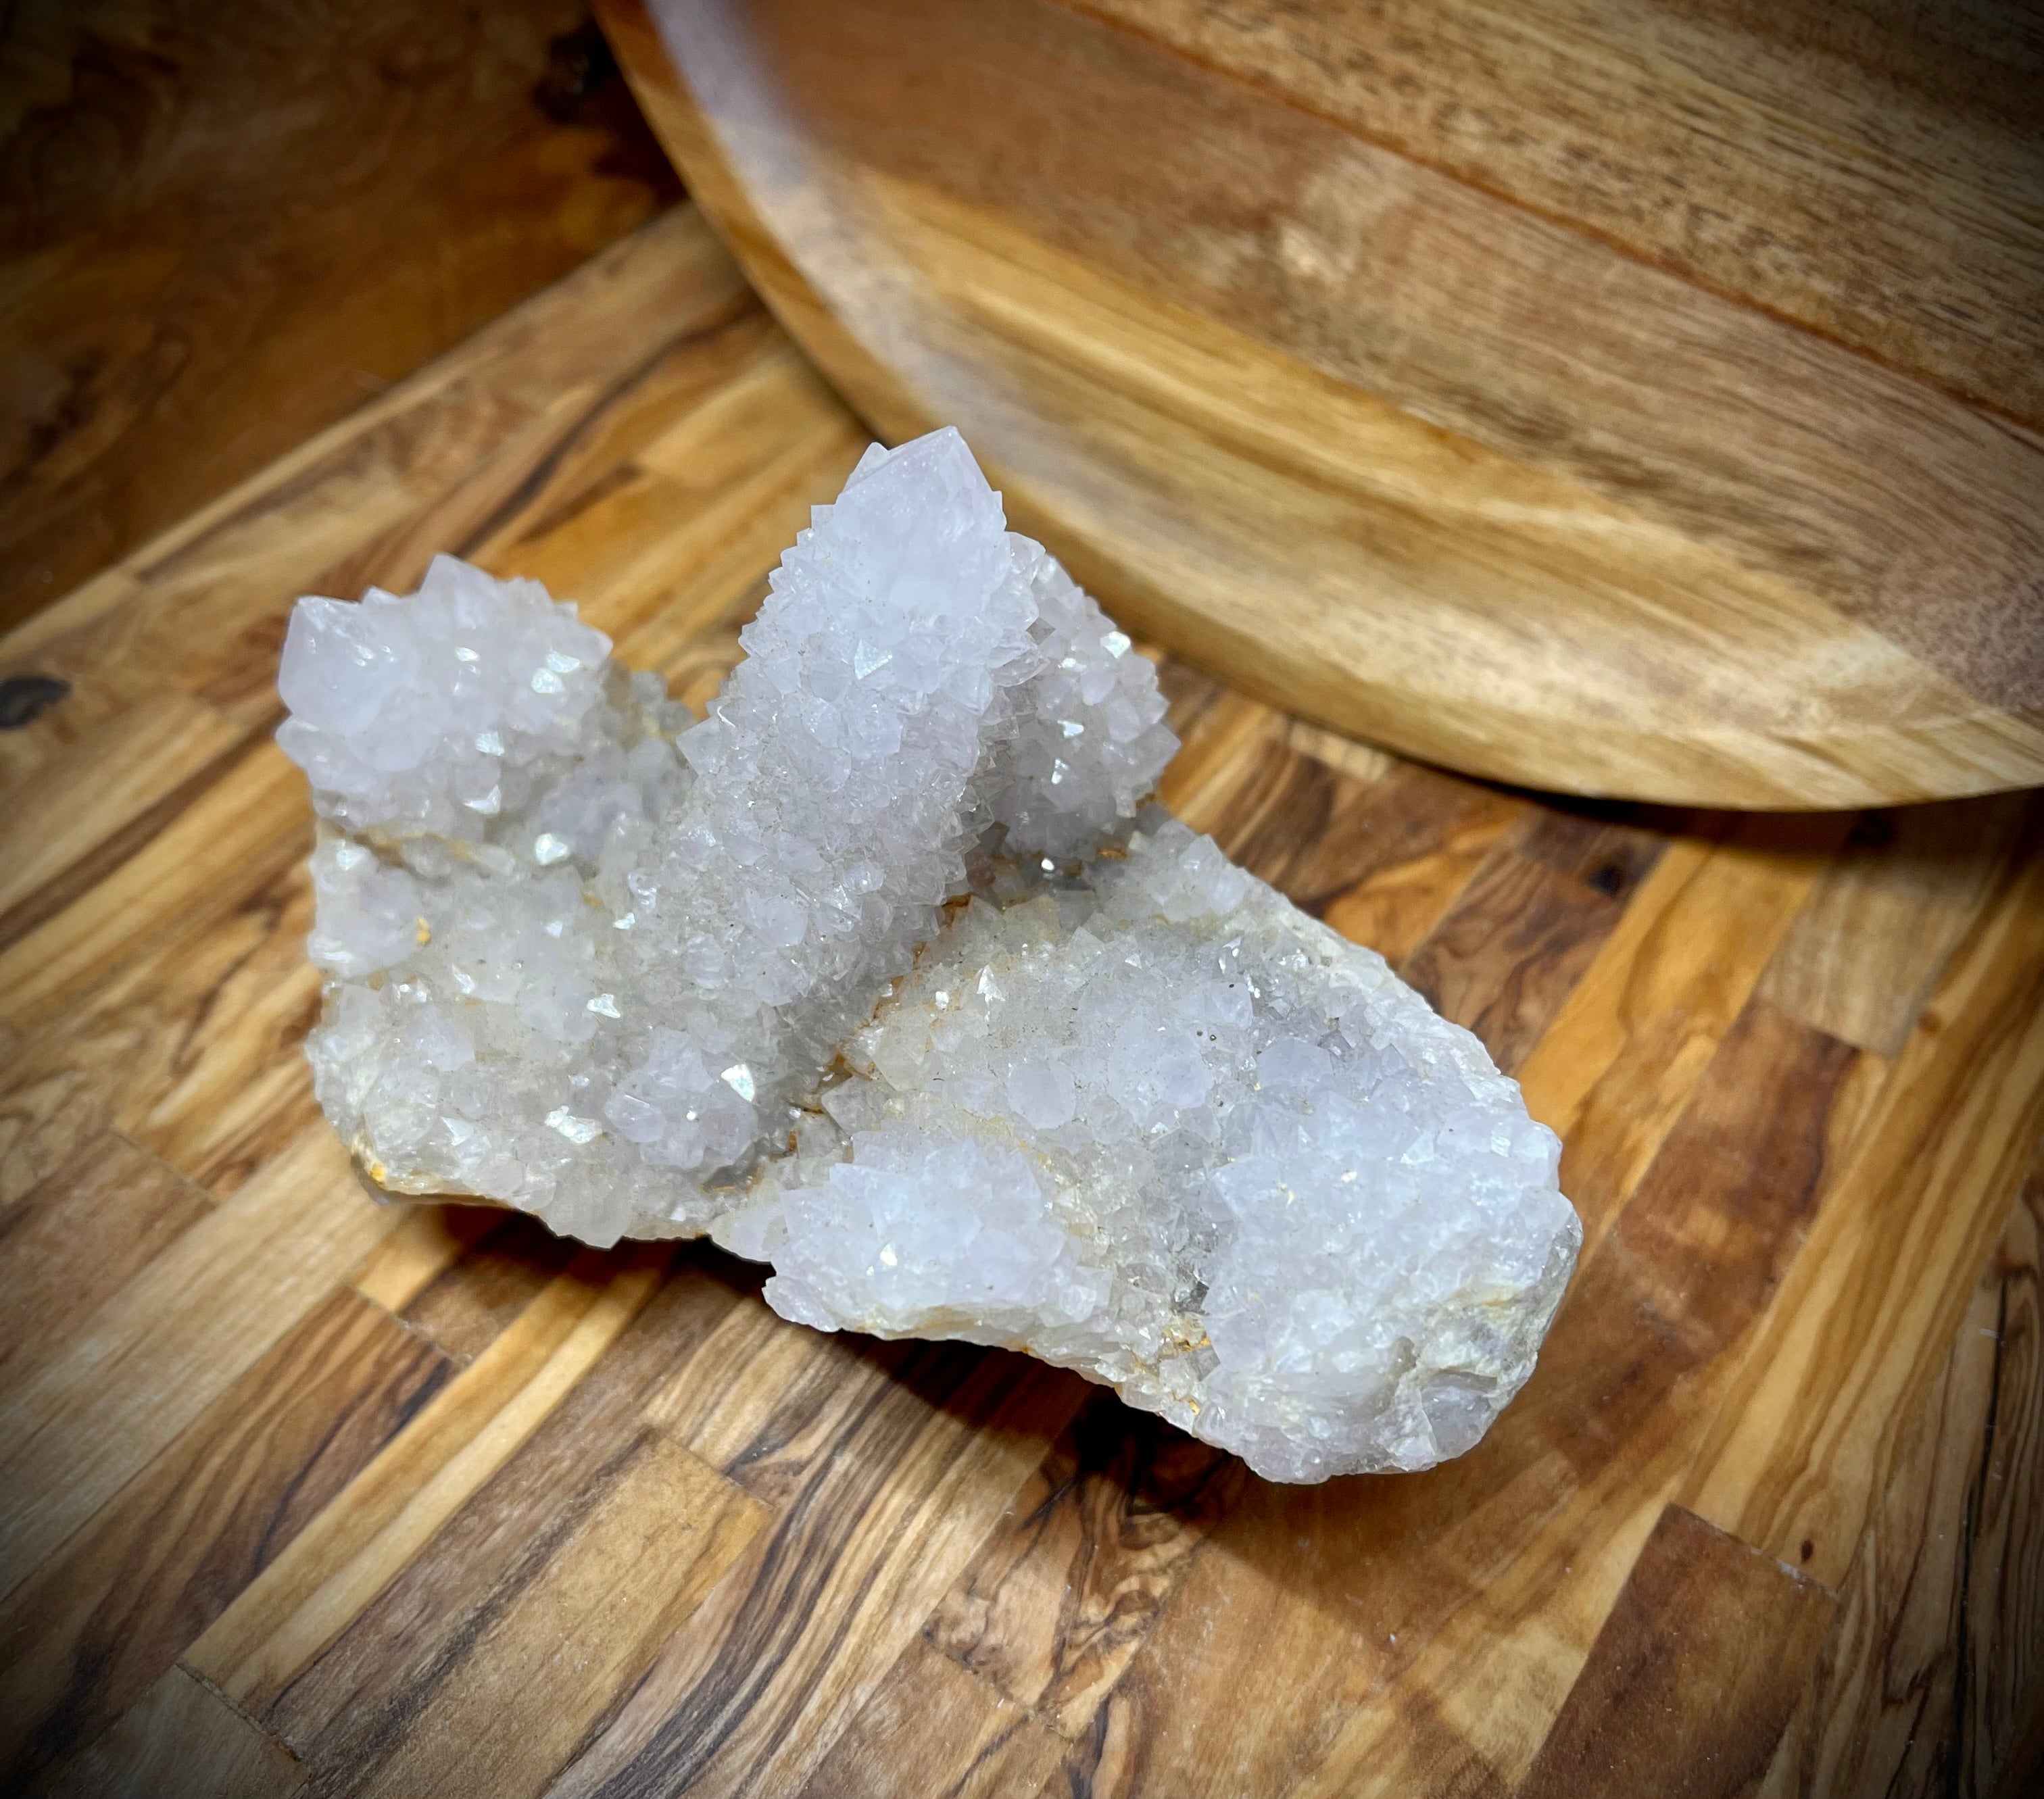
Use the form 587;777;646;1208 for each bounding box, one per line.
598;0;2044;808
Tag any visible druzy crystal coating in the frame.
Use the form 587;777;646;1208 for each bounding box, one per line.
280;427;1579;1481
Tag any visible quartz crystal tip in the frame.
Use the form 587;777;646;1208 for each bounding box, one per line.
278;427;1577;1483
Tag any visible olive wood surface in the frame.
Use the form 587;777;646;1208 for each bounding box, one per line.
0;207;2039;1798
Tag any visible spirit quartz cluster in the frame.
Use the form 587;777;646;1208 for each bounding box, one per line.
279;428;1580;1482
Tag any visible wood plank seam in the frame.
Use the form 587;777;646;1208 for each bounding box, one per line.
5;187;2039;1794
0;720;266;956
110;215;735;605
447;295;768;568
1680;831;2044;1587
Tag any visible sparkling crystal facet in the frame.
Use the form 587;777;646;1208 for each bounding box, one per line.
279;428;1578;1481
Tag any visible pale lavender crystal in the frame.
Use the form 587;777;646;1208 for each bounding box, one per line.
279;427;1578;1481
280;429;1173;1243
725;816;1578;1483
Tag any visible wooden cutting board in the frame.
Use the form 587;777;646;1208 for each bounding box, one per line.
595;0;2044;810
0;207;2038;1799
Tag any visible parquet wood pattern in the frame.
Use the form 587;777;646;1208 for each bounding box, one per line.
0;204;2038;1795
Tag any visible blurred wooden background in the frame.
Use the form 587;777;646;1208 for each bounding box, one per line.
0;0;682;635
1;7;2039;1796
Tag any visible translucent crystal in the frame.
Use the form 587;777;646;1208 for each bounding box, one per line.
280;427;1578;1480
280;430;1173;1243
735;818;1578;1482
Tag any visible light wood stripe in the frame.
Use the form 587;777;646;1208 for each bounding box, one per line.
2;195;2036;1794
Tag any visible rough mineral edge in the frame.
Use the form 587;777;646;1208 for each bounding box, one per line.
278;426;1580;1480
723;815;1579;1483
278;428;1173;1243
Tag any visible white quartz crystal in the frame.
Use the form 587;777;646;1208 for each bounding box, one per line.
280;431;1171;1243
730;817;1578;1481
281;426;1578;1481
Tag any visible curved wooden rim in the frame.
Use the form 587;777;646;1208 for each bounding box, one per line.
599;0;2044;808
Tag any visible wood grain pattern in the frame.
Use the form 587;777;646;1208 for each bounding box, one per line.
1518;1504;1834;1799
1684;822;2044;1585
1759;1146;2044;1799
1758;793;2033;1055
556;1348;1088;1798
1081;1;2044;422
0;197;760;711
349;1204;512;1316
1159;675;1523;969
36;1666;306;1799
247;1257;752;1771
1;201;2039;1794
0;1133;212;1387
0;1291;447;1792
349;1433;762;1799
598;0;2044;806
0;691;247;930
0;756;320;1216
187;1248;674;1714
791;1635;1067;1799
1513;818;1843;1243
398;1214;580;1365
1402;820;1657;1075
0;1127;402;1600
925;1401;1242;1738
0;0;681;633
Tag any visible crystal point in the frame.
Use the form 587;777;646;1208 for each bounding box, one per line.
280;428;1577;1480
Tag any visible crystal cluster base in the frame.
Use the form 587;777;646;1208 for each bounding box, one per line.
279;428;1579;1481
